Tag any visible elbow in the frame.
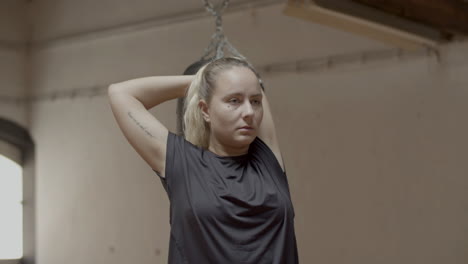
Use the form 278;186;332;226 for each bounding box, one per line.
107;83;122;95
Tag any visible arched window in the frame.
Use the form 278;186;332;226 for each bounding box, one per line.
0;141;22;260
0;118;34;264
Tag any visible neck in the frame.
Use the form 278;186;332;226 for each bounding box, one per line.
208;137;249;157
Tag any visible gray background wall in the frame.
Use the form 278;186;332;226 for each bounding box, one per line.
0;0;28;128
1;0;467;263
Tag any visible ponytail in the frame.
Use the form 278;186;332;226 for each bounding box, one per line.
183;63;211;148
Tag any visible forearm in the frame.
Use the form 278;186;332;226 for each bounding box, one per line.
108;75;195;109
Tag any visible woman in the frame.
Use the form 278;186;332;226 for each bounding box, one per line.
108;57;299;263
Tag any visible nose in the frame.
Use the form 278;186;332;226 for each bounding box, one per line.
242;101;254;119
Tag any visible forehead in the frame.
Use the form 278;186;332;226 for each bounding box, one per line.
213;66;261;96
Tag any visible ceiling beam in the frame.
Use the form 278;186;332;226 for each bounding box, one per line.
352;0;468;36
283;0;441;50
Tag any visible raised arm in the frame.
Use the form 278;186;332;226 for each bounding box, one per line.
107;75;194;178
257;89;285;172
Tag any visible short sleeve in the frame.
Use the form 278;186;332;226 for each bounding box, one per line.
253;137;287;175
251;137;293;209
151;131;174;197
152;131;202;199
154;169;169;195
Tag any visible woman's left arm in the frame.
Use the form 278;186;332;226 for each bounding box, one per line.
257;89;285;172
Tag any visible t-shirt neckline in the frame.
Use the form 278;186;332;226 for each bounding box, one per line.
205;149;250;160
205;140;257;160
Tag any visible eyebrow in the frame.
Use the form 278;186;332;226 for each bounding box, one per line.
224;92;263;98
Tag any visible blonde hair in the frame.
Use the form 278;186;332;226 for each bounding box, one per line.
183;56;262;149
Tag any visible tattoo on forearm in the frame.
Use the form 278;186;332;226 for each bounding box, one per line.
128;112;155;138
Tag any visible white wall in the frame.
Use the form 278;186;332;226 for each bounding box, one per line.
2;0;467;263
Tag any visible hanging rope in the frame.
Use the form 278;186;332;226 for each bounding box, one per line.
200;0;246;61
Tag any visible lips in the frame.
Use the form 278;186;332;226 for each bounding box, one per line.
239;126;253;130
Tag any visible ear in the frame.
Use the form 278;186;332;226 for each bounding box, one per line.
198;99;211;123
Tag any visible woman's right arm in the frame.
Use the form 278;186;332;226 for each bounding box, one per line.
107;75;195;178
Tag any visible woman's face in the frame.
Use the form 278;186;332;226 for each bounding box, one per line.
200;66;264;148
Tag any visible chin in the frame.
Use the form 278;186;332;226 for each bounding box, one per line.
235;134;256;145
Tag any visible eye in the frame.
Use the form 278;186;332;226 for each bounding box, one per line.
252;99;262;105
229;98;240;104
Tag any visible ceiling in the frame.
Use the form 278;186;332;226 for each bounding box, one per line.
6;0;467;52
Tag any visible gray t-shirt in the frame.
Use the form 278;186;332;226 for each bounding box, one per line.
153;131;299;264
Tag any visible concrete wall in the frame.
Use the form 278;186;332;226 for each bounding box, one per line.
2;0;467;263
270;43;468;263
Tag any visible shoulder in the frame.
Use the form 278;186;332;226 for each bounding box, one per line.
159;132;206;180
167;132;207;162
253;136;285;173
